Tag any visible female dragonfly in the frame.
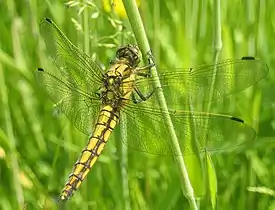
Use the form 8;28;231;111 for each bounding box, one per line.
36;18;268;201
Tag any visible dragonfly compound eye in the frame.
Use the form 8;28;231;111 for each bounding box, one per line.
116;45;141;67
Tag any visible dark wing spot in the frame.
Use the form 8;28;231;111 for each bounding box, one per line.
230;116;244;123
37;68;44;71
241;56;255;60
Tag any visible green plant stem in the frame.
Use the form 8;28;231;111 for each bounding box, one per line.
205;1;222;208
206;0;222;119
83;0;90;55
122;0;198;209
120;113;131;210
213;0;222;63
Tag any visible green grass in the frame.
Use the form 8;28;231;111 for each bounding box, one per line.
1;0;275;209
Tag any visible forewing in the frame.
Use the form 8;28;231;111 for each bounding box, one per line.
37;18;105;134
40;18;104;87
135;57;268;109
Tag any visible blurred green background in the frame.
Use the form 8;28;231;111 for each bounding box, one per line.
1;0;275;209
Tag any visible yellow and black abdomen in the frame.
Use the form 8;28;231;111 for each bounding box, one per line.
59;105;119;201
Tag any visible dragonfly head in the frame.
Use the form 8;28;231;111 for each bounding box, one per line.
116;44;141;67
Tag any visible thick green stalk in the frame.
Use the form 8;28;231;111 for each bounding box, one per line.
122;0;198;209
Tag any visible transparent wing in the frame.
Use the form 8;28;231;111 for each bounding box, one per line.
35;68;101;135
122;99;255;156
118;57;265;155
135;57;268;109
37;18;105;134
40;18;104;87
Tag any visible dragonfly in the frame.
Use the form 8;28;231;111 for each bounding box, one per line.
36;18;268;201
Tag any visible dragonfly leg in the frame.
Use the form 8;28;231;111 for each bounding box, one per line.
136;49;155;77
132;50;157;104
132;86;156;104
146;48;155;66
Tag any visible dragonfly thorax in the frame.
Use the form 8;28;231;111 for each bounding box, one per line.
100;59;137;108
100;77;125;108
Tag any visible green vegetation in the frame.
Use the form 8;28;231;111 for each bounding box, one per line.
0;0;275;209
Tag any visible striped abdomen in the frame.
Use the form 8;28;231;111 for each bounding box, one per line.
59;105;119;201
